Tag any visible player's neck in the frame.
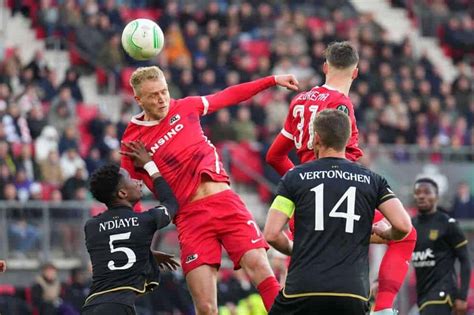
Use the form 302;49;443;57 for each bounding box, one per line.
324;78;352;97
317;148;346;159
143;112;164;123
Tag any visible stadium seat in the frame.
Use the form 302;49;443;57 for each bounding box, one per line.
240;40;270;58
76;103;99;157
228;141;263;184
121;67;136;95
120;8;162;22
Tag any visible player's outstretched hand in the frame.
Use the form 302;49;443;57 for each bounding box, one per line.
151;250;180;271
275;74;299;91
120;141;151;168
0;260;6;272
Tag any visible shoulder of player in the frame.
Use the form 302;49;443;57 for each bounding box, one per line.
435;211;457;224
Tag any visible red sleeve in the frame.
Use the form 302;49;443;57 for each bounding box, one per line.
192;76;276;115
265;133;295;176
327;98;364;162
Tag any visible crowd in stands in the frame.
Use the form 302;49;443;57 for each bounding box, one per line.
392;0;473;62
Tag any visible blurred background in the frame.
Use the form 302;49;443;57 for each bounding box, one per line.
0;0;472;314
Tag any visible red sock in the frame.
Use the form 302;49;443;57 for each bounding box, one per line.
257;276;280;311
374;228;417;311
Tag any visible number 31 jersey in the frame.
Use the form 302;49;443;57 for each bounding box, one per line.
277;157;395;300
282;85;363;163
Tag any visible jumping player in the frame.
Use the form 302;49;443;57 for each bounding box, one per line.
264;109;413;314
120;66;299;314
265;41;417;315
83;142;179;315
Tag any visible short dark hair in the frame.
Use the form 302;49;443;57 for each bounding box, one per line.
313;109;351;151
89;164;122;206
325;41;359;69
415;178;439;195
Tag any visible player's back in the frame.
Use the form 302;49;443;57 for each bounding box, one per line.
282;85;362;163
85;206;160;299
282;157;394;300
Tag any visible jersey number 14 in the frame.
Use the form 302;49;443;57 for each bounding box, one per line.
311;184;360;233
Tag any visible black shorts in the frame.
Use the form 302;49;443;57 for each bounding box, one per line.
419;303;452;315
81;303;136;315
269;293;369;315
418;291;453;315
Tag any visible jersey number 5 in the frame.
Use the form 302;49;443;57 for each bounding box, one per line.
108;232;137;270
293;105;319;150
311;184;360;233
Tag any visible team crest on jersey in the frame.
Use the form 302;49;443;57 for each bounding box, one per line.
170;114;181;125
429;229;439;240
337;104;349;115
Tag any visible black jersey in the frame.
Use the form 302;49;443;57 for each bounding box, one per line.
277;157;396;301
412;211;468;304
84;204;172;307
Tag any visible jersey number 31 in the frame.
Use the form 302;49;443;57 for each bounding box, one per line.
311;184;360;233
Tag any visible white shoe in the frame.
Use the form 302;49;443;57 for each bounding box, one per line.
371;309;398;315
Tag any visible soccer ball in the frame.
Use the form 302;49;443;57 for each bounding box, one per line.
121;19;164;60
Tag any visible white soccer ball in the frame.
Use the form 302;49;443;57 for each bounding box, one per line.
121;18;164;60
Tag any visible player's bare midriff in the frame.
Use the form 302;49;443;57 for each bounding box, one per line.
189;173;230;202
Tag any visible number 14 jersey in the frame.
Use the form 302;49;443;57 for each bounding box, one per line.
277;157;395;300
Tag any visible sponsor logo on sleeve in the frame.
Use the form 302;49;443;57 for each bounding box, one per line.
336;104;349;115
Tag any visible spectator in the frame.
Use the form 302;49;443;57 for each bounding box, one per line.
2;102;31;143
60;148;87;180
452;182;474;219
58;125;79;154
34;125;59;162
15;143;40;181
26;106;48;140
84;147;104;174
63;267;91;313
209;109;236;144
61;168;87;200
31;263;62;315
38;150;63;187
232;106;257;142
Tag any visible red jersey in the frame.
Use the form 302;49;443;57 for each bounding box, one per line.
281;85;363;163
121;76;276;207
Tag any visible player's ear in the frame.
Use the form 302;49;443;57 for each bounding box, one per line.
117;187;127;200
134;95;142;107
352;67;359;80
313;132;321;155
323;62;329;75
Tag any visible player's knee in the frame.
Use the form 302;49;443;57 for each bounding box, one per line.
194;300;218;315
241;249;273;280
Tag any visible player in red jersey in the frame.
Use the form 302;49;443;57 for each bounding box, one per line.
266;41;417;315
120;66;299;314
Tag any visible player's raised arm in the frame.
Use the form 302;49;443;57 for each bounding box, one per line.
196;74;299;116
120;141;178;228
266;133;295;176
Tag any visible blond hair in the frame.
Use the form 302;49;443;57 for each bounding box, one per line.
129;66;165;95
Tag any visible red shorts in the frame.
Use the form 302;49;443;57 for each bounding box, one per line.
175;189;269;275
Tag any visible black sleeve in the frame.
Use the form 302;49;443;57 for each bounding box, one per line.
275;171;293;200
148;177;178;229
455;244;471;300
375;174;397;207
447;218;471;300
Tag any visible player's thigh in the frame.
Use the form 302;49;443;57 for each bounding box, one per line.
174;203;221;275
185;264;219;311
217;191;269;268
81;303;135;315
419;303;452;315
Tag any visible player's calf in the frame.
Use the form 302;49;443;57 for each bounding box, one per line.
240;248;280;311
371;309;398;315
